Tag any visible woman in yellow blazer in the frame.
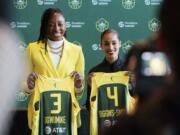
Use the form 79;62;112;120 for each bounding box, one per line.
24;8;85;135
26;38;84;91
25;8;85;94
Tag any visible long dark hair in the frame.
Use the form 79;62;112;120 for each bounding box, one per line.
38;8;66;52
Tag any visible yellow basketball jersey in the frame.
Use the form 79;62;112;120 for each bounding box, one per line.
28;76;80;135
90;71;135;135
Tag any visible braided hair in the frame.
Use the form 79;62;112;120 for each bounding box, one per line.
38;8;66;53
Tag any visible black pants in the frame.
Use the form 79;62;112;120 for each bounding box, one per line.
7;110;31;135
78;108;90;135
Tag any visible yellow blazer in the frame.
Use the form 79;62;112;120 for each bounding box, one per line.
26;38;85;78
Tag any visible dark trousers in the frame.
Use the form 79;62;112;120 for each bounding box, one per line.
78;108;90;135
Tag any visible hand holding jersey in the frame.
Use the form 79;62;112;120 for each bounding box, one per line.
28;76;81;135
27;71;84;96
88;71;135;88
90;71;135;135
27;72;38;89
23;8;85;97
70;71;84;96
87;72;95;87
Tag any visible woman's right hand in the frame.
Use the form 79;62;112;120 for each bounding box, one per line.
87;72;95;87
27;72;38;89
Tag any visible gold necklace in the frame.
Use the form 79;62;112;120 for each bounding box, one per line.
48;45;63;50
49;44;64;56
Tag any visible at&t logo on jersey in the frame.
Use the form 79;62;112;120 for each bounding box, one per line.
68;0;82;9
13;0;27;9
96;18;109;32
148;18;161;32
122;0;136;10
103;119;118;127
103;119;111;127
45;126;52;134
45;126;66;134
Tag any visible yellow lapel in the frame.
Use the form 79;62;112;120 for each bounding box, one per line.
39;43;59;77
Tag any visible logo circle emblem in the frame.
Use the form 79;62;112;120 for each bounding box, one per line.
96;18;109;32
144;0;151;5
45;126;52;134
10;22;17;28
68;0;82;9
121;40;134;54
118;21;125;28
92;44;100;51
14;0;27;9
122;0;136;10
148;18;161;32
16;91;28;102
104;120;111;127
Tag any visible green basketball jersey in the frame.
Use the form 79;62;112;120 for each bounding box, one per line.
90;71;135;135
28;76;80;135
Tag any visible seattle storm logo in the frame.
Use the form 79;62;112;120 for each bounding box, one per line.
121;40;134;54
148;18;161;32
13;0;27;9
68;0;82;9
16;91;28;102
122;0;135;10
96;18;109;32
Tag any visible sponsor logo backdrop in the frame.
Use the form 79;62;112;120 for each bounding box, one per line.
11;0;162;108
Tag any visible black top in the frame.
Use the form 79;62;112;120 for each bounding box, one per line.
85;57;126;110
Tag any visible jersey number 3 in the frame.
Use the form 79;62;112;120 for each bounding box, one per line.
50;93;61;114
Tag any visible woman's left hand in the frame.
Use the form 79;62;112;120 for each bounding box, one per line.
125;71;136;87
70;71;83;88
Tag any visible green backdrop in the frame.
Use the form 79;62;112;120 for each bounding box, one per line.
10;0;162;109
